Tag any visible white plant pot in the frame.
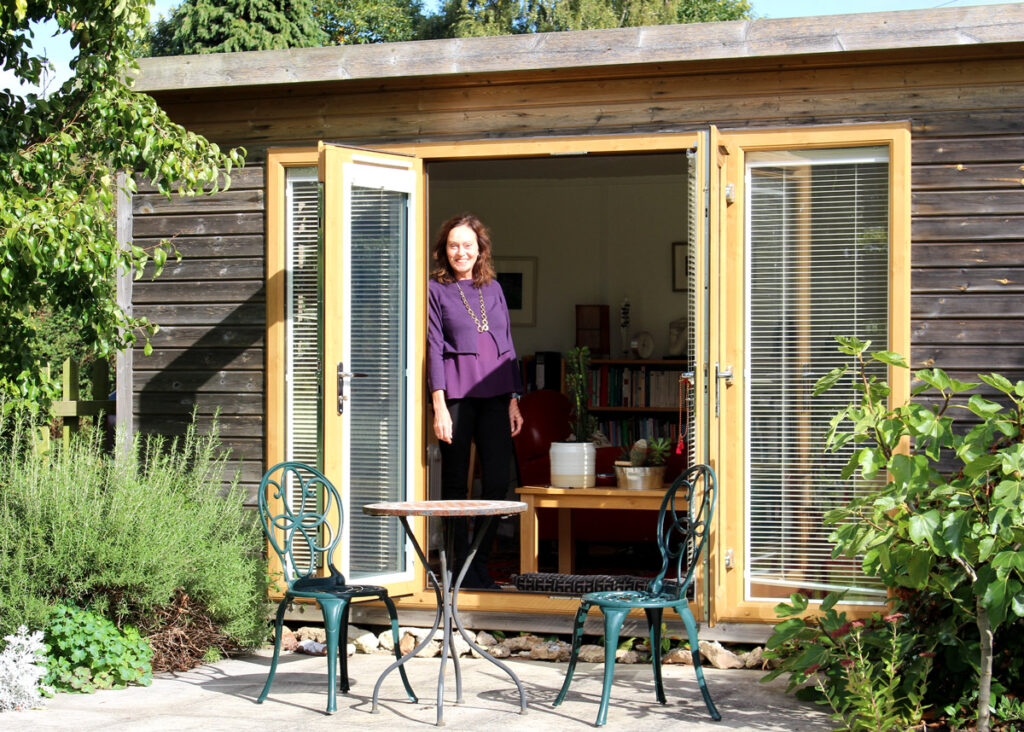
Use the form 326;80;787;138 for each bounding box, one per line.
549;442;596;488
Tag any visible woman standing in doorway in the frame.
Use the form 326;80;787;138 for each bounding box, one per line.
428;213;524;589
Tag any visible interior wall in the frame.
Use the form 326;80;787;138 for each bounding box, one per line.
428;158;688;361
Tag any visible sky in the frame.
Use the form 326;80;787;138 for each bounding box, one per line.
4;0;1023;96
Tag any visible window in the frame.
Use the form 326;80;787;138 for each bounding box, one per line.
745;147;890;603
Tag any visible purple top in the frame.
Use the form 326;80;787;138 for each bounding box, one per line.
427;278;523;400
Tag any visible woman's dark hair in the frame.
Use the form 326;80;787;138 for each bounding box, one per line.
430;213;496;287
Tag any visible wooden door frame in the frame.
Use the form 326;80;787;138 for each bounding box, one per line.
267;133;706;615
711;121;911;624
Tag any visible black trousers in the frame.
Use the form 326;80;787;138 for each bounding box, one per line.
438;395;513;584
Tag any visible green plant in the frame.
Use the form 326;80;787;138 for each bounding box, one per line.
625;437;671;467
44;605;153;693
812;337;1024;732
565;347;597;442
2;2;245;412
0;408;268;668
764;593;932;731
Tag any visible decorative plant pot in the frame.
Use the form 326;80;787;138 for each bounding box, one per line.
549;442;596;488
614;464;666;491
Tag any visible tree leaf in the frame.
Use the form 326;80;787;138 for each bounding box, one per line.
992;552;1024;572
813;366;846;396
836;335;869;356
872;350;908;368
979;373;1014;395
908;510;941;546
967;394;1003;419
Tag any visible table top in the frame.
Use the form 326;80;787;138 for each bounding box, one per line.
362;499;528;517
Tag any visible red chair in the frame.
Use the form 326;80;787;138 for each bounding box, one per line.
513;389;572;487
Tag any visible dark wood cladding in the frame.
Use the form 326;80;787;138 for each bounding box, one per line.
131;166;266;502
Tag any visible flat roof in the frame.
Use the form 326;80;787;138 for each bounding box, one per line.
133;3;1024;93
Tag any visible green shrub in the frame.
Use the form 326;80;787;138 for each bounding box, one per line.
765;338;1024;732
0;409;267;660
764;592;933;731
44;605;153;693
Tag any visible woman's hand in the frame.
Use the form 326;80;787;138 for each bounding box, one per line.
509;397;523;437
432;390;453;443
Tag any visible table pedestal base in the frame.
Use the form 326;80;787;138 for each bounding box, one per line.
372;515;528;726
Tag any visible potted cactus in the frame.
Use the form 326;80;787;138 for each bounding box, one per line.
549;346;597;488
614;437;670;490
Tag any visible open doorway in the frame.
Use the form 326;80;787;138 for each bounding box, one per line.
425;151;694;590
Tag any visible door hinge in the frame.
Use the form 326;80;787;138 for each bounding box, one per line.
724;548;734;569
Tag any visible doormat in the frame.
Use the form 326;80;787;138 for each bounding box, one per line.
512;572;681;595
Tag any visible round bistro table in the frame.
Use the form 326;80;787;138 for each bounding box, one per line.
361;499;529;726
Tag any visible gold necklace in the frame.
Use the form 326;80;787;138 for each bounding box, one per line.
455;282;489;332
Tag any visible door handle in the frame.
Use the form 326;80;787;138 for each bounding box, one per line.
715;362;733;417
337;363;368;414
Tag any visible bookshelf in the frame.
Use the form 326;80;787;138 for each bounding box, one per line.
588;359;690;446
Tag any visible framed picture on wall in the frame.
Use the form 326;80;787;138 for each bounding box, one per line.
672;241;688;292
494;257;538;326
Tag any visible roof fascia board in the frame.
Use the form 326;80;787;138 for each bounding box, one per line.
133;4;1024;93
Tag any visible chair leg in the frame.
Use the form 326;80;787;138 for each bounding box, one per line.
595;607;629;728
677;604;721;721
338;603;351;693
646;608;667;705
256;599;288;705
553;601;590;707
383;595;417;702
320;597;346;715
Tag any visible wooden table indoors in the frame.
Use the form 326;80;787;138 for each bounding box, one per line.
516;485;671;575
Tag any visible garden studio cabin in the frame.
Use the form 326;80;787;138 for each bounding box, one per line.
124;5;1024;639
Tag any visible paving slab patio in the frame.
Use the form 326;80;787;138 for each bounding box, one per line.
4;648;834;731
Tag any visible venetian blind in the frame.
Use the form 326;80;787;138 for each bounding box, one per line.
285;169;321;572
346;185;408;580
745;147;889;603
686;149;698;470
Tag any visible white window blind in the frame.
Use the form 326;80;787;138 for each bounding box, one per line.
285;168;321;573
345;185;408;579
686;149;698;470
745;147;889;603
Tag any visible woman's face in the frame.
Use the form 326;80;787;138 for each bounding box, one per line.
446;224;479;280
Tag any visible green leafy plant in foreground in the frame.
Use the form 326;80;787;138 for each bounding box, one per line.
0;409;268;667
802;337;1024;732
764;592;932;731
44;605;153;693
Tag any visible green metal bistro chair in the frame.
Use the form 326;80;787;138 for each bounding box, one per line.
553;463;721;727
257;461;415;714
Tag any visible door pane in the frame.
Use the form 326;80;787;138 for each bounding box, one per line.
347;185;409;580
745;147;889;603
284;168;321;573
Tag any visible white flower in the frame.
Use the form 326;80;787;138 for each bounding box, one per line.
0;626;52;712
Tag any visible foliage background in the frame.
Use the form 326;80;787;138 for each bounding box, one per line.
0;1;244;410
146;0;751;51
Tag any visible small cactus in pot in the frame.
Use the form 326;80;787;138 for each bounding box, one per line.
615;437;671;489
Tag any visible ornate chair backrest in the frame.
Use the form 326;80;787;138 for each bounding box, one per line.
648;463;717;599
259;462;345;589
